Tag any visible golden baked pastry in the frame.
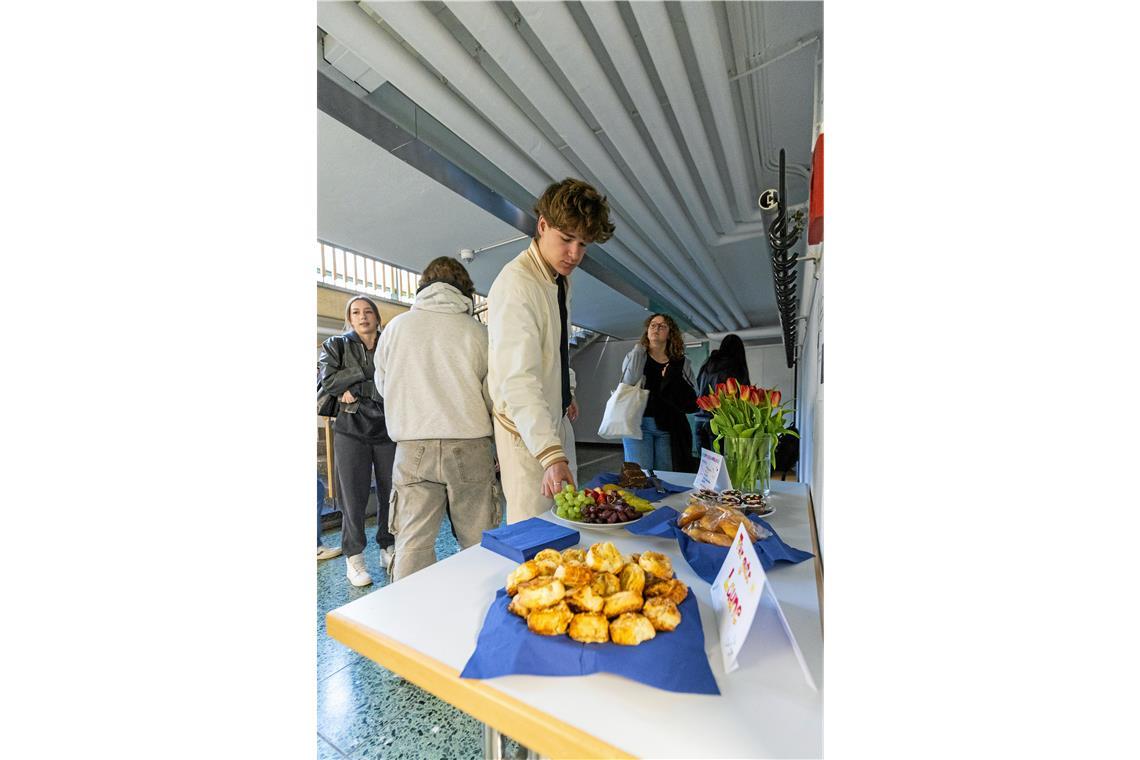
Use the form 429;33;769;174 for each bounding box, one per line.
535;558;560;576
678;503;708;528
696;513;723;533
718;512;762;542
645;577;689;605
566;583;605;613
507;596;530;618
603;590;644;618
554;560;593;588
527;601;573;636
533;548;563;564
585;542;624;574
683;524;733;546
638;551;673;580
506;560;539;596
515;576;566;609
609;612;656;646
590;571;621;597
619;562;646;595
642;597;681;632
567;612;610;643
561;547;586;564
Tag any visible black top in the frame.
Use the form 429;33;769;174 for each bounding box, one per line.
557;275;571;416
317;331;390;444
642;356;667;418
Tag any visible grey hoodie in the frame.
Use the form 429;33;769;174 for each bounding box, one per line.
374;282;493;442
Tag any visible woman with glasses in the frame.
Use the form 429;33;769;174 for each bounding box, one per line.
618;313;698;474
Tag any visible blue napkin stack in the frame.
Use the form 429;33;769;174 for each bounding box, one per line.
460;589;719;695
628;507;814;584
481;517;580;563
581;472;690;502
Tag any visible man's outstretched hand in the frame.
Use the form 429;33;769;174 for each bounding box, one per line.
542;461;575;498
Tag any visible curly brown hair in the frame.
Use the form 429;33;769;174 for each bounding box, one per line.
534;178;615;243
418;256;475;299
639;313;685;361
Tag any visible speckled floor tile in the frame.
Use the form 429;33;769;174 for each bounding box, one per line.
318;732;347;760
318;654;484;760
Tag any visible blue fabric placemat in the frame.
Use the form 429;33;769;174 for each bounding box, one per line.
460;589;719;695
627;507;814;584
481;517;580;563
582;472;690;502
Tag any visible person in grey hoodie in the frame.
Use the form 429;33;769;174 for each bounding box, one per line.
374;257;499;580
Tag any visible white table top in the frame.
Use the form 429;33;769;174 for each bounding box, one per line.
327;475;823;758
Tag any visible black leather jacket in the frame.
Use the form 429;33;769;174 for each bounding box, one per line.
318;330;390;444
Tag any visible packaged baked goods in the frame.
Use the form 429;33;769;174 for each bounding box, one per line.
683;523;734;547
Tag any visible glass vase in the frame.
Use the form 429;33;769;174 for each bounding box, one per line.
723;435;773;495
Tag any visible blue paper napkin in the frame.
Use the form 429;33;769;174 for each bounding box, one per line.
627;507;814;584
481;517;580;563
582;472;690;502
460;589;719;695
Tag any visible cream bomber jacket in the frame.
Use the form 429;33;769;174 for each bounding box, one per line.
374;282;493;442
487;240;572;469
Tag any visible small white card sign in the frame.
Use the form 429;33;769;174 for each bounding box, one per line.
693;448;732;492
710;522;816;689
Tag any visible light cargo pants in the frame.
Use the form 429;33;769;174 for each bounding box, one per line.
388;437;500;581
493;416;578;524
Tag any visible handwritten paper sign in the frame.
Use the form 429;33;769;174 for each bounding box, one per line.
711;523;816;688
693;448;732;492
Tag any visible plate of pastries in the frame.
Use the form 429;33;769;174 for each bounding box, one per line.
678;497;773;547
504;542;689;646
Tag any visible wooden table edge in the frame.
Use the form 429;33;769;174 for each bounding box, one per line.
326;611;635;760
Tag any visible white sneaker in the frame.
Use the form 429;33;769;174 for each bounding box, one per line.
317;544;342;561
380;546;395;577
346;554;372;587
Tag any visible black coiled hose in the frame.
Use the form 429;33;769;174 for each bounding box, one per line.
768;149;802;368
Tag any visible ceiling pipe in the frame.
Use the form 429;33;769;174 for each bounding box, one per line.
578;1;763;248
680;1;769;225
357;1;723;334
626;3;750;230
705;325;783;343
747;2;812;185
515;1;721;249
514;3;766;283
442;0;748;330
318;1;718;333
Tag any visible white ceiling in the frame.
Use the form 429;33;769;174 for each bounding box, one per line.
317;110;653;338
316;0;823;341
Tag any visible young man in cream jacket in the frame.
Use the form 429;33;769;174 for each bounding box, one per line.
487;179;615;523
375;257;499;580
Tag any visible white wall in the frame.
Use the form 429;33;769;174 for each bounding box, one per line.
569;338;639;444
744;344;796;397
795;259;824;552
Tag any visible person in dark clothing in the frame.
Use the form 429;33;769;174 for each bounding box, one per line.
318;295;396;587
618;313;699;473
694;334;751;454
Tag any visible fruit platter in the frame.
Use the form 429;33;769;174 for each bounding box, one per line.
550;484;654;530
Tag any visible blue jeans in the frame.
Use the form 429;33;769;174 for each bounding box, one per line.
622;416;672;472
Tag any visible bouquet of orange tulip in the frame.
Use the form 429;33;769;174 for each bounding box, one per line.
695;377;797;494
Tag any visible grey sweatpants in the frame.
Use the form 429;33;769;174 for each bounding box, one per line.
388;437;500;581
334;432;396;557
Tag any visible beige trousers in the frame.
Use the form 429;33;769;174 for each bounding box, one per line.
493;416;578;524
388;437;500;581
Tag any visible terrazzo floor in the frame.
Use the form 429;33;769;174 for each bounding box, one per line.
316;443;626;760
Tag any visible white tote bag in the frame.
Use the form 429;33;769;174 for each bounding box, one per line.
597;378;649;440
